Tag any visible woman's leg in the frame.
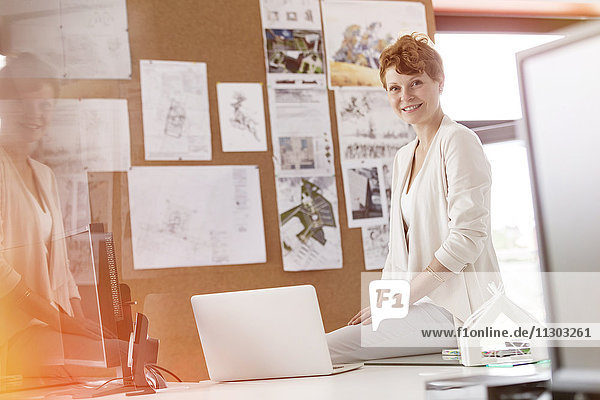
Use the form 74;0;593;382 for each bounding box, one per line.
327;302;457;364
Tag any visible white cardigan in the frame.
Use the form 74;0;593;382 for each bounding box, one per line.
382;115;502;323
0;147;79;345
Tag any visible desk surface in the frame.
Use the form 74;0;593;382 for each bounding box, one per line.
2;363;550;400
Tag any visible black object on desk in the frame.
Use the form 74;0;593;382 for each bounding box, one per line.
425;372;550;400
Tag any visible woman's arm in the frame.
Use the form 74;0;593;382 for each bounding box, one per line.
409;129;492;304
5;279;100;339
434;129;492;272
408;256;452;304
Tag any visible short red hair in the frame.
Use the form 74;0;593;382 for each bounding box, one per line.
379;33;444;88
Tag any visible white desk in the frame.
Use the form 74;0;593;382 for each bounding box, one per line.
3;363;550;400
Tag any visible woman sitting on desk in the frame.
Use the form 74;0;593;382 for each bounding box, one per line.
327;33;502;363
0;54;99;377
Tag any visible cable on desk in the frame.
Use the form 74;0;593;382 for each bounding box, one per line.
146;364;182;382
94;377;123;390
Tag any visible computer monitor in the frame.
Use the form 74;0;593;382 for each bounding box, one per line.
0;224;133;394
517;22;600;394
63;223;133;369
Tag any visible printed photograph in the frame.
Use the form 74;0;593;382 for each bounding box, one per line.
279;136;316;170
342;160;388;228
265;29;324;74
322;0;427;87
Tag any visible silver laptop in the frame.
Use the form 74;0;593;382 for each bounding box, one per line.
190;285;362;381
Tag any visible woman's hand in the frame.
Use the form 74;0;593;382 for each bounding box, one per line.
59;311;102;340
348;306;372;326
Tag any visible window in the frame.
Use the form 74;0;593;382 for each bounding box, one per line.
434;32;564;322
484;140;546;322
435;33;562;121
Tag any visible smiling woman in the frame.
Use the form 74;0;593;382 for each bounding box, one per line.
0;54;102;378
326;33;503;363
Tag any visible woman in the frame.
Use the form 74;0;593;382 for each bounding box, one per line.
0;54;99;378
327;33;502;363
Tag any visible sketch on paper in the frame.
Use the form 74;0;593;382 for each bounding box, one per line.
342;160;388;228
269;88;334;176
36;99;131;174
140;60;212;160
276;176;342;271
230;93;258;140
79;99;131;172
164;99;186;138
334;89;415;161
217;83;268;152
60;0;131;78
88;172;114;229
33;99;130;233
260;0;322;31
321;0;427;87
65;228;95;285
6;0;132;79
128;166;266;270
361;224;389;270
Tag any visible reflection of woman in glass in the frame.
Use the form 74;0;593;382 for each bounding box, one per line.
327;34;502;362
0;54;98;377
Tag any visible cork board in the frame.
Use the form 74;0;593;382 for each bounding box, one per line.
67;0;435;381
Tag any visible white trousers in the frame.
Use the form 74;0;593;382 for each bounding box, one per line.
326;302;457;364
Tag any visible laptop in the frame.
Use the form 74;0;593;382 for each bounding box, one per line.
190;285;362;381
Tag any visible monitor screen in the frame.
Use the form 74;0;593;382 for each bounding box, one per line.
63;223;123;368
517;22;600;391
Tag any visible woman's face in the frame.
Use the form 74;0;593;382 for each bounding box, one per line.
385;68;443;128
0;83;56;145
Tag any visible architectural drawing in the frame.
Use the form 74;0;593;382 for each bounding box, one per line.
128;166;266;270
269;87;334;176
140;60;212;160
217;83;268;152
321;0;427;87
280;179;336;246
334;89;415;161
276;176;342;271
5;0;131;79
361;224;389;270
260;0;326;87
33;99;130;232
260;0;322;31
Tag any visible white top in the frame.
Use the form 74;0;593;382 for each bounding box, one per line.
400;165;414;245
31;187;53;254
383;115;502;323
